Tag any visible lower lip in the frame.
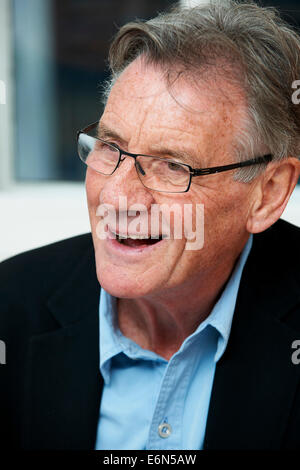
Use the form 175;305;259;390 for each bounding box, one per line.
104;235;166;258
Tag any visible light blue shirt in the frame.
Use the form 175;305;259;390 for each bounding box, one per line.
95;235;253;450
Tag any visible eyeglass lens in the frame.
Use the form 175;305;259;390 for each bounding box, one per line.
78;133;190;192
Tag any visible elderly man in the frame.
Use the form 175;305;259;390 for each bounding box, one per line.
1;0;300;450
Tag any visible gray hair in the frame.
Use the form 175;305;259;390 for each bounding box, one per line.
102;0;300;182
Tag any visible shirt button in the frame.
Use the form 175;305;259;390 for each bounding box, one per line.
158;422;172;438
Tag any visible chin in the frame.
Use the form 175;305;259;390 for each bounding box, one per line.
95;263;156;299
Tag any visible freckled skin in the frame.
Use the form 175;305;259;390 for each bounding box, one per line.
85;58;259;357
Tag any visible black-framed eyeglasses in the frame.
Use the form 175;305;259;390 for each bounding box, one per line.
77;121;272;193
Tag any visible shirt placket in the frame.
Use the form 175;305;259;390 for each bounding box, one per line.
146;353;195;450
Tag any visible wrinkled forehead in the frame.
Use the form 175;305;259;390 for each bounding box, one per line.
109;57;244;110
102;57;248;160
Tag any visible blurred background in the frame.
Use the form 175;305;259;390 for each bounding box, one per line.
0;0;299;261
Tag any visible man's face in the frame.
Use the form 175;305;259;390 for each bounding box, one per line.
86;58;256;299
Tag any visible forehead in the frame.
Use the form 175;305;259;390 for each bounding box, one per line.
102;58;247;162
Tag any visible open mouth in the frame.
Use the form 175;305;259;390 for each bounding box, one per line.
111;231;164;248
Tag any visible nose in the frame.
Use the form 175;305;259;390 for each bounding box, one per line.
118;152;145;176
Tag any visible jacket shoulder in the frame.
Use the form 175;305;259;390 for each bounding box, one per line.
0;233;94;317
253;219;300;268
247;219;300;326
0;232;93;280
257;218;300;243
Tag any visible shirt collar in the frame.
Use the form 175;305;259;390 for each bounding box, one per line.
99;235;253;383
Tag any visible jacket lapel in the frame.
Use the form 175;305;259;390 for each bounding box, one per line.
204;224;300;449
22;245;103;449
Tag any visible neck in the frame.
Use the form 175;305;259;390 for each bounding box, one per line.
117;252;242;360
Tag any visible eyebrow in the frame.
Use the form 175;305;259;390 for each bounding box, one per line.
97;122;201;167
97;123;125;144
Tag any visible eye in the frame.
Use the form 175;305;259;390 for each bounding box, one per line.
95;140;119;152
106;141;120;150
107;143;119;152
167;161;185;172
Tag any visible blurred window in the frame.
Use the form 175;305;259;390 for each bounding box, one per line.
13;0;173;182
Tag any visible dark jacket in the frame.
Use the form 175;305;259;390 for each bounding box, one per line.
0;219;300;449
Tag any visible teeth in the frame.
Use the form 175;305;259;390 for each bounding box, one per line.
127;234;150;240
110;229;165;241
110;230;150;240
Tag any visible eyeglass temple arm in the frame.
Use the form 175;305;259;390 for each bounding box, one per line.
191;154;273;176
76;121;99;140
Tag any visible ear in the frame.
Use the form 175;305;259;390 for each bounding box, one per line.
246;157;300;234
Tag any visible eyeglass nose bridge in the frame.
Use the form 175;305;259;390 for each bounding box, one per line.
118;150;146;176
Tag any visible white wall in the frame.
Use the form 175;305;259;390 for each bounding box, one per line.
0;183;90;262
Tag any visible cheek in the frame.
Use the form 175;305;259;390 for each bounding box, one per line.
188;183;250;243
85;170;105;211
